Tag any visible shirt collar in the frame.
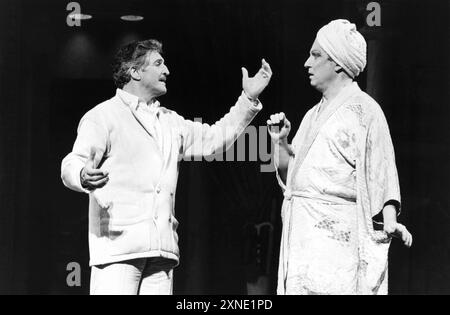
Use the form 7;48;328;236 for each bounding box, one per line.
116;88;160;112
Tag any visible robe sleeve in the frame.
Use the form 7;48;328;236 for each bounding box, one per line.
365;106;401;219
275;108;315;191
274;121;301;191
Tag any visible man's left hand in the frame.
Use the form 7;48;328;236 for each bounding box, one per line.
242;59;272;101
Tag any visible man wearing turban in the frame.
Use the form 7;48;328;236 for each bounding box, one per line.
267;19;412;295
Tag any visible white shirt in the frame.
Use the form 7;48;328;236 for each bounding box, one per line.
117;89;164;151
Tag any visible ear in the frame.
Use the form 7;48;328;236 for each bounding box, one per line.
334;63;344;74
334;64;352;79
129;67;141;81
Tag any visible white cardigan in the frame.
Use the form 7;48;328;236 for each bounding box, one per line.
61;89;262;266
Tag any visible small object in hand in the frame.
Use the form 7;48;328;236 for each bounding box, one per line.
270;120;285;130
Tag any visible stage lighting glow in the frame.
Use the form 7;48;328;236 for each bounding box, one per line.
68;13;93;20
121;15;144;22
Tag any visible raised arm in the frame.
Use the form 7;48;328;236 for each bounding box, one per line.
180;59;272;158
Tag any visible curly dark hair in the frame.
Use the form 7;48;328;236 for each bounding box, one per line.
112;39;163;89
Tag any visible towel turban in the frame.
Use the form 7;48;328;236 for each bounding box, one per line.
316;19;367;78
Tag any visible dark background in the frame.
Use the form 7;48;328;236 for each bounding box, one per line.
0;0;449;294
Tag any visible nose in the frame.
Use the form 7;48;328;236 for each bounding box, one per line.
304;55;312;69
163;65;170;76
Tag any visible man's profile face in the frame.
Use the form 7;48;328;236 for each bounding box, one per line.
137;51;170;98
304;40;337;92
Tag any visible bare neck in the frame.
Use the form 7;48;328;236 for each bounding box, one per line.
322;76;353;104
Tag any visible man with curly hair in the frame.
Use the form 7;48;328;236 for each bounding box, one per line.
61;39;272;295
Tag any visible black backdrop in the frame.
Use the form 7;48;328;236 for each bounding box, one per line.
0;0;449;294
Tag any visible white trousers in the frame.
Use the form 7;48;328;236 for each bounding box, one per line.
90;258;174;295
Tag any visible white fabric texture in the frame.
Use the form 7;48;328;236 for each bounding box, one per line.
276;83;400;295
316;19;367;79
90;258;173;295
61;89;262;266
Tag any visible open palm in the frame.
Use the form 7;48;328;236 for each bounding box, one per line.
242;59;272;100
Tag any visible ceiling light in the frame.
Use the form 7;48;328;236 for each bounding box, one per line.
68;13;93;20
121;15;144;22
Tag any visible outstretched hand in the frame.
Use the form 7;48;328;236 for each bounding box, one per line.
242;59;272;101
80;149;109;191
384;222;413;248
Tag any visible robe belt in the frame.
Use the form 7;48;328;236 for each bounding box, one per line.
279;188;303;294
283;189;356;205
283;188;311;201
280;188;355;293
283;190;293;201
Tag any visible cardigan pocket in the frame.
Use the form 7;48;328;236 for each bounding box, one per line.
106;202;149;226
